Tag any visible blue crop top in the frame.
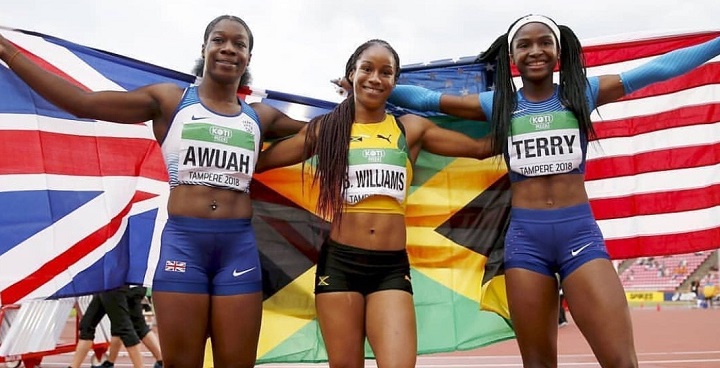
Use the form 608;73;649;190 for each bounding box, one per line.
160;86;263;192
479;76;601;183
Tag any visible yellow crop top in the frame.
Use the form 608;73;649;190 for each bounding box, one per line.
343;114;412;215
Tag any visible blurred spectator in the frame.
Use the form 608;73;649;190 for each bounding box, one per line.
690;278;701;307
703;275;719;308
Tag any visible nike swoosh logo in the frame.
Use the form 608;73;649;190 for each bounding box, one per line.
191;115;209;120
571;242;593;257
232;267;256;277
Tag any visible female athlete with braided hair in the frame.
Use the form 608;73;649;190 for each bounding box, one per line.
256;39;492;368
386;14;720;367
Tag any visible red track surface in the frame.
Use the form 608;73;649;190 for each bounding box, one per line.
25;306;720;367
430;306;720;368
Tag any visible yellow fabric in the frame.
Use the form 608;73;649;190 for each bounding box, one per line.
345;195;405;215
203;119;510;366
703;284;719;298
343;114;412;215
481;275;510;319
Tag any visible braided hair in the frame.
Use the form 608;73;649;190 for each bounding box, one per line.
303;39;400;222
191;15;253;87
478;16;596;157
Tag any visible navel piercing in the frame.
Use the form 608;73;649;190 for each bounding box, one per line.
210;200;218;211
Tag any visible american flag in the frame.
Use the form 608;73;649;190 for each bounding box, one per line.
392;29;720;260
583;30;720;258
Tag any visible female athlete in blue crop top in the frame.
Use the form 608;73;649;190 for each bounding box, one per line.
0;15;305;368
387;14;720;368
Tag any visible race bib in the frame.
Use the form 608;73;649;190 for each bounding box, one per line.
178;123;256;191
344;148;407;205
507;112;583;177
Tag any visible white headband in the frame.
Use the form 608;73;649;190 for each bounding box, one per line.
507;15;561;50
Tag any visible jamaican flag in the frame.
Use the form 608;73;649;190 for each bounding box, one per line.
225;57;515;365
0;25;512;363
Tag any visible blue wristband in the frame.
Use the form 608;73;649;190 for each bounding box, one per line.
620;36;720;94
389;85;442;112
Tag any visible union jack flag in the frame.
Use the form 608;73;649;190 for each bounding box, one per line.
0;27;332;306
164;260;186;273
0;28;185;305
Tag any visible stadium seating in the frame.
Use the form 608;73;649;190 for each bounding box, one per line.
620;252;712;291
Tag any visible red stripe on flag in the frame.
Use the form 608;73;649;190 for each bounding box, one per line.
586;143;720;181
605;227;720;259
590;184;720;220
593;103;720;140
0;197;138;304
582;32;720;68
0;130;167;181
509;32;720;79
131;190;159;203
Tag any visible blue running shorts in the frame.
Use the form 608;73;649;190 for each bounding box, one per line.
504;203;610;280
152;216;262;295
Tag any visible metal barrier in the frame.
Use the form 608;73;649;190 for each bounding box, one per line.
0;297;109;368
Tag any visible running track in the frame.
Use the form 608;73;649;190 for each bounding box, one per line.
34;307;720;367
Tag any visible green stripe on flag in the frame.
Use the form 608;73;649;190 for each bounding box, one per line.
412;116;492;194
257;269;514;363
257;321;327;364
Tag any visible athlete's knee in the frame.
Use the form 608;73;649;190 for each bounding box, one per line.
132;318;151;339
374;355;416;368
134;326;151;341
516;341;558;368
115;330;141;348
327;359;364;368
323;345;366;368
78;326;95;341
519;356;557;368
211;356;256;368
160;347;205;368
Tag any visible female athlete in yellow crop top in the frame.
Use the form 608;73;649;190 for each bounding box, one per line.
255;39;494;368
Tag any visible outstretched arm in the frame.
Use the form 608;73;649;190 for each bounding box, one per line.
400;114;494;161
251;103;306;139
596;35;720;106
389;85;488;121
0;34;170;124
255;124;310;173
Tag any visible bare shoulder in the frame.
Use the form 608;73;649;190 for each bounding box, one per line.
398;113;433;130
136;82;185;106
147;82;185;99
248;101;275;114
147;82;186;114
248;102;281;122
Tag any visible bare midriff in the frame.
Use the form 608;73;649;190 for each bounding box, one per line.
330;212;407;251
167;184;253;219
510;173;589;209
